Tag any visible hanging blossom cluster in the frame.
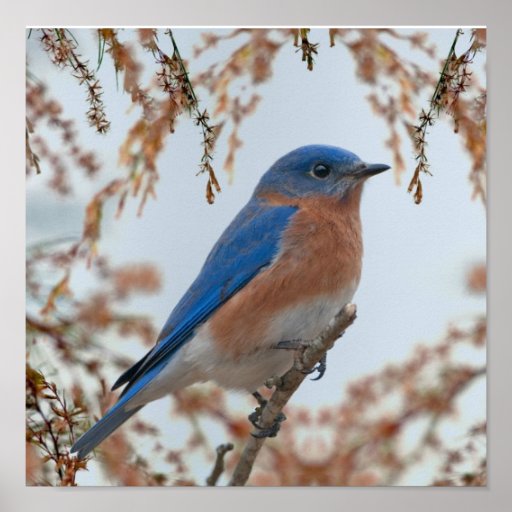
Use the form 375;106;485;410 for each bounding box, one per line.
408;29;486;204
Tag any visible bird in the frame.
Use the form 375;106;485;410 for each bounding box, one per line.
71;144;390;458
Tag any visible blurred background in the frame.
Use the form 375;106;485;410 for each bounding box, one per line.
26;27;486;486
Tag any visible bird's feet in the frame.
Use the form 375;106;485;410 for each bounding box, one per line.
251;412;286;438
248;391;287;438
248;391;267;428
274;340;328;381
302;353;327;381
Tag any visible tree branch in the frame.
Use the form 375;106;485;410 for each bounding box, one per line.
206;443;234;486
229;303;358;486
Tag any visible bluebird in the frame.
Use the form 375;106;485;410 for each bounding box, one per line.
71;144;389;458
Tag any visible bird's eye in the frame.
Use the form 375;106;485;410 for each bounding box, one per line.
311;164;331;179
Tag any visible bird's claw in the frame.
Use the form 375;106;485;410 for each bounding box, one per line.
249;391;268;427
301;354;327;381
249;391;286;437
248;406;267;428
275;340;328;381
250;412;287;438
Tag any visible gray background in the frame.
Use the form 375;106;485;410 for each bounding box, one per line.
3;0;510;510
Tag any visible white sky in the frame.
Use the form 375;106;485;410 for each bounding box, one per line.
26;28;486;485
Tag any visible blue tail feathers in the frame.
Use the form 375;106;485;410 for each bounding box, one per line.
71;402;144;459
71;356;171;458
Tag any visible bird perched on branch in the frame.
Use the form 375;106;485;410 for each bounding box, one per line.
71;144;389;458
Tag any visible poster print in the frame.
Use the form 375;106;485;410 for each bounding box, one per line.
26;27;486;486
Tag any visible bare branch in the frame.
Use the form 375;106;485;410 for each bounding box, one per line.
206;443;234;486
229;303;357;486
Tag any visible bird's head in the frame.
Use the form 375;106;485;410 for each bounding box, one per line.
255;145;390;202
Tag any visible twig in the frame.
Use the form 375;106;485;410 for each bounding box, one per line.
164;29;220;204
407;29;462;204
293;28;319;71
26;117;41;174
229;303;357;486
383;365;486;486
40;29;110;133
206;443;234;486
407;28;482;204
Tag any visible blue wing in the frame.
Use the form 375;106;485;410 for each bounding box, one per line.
118;198;297;395
71;198;297;458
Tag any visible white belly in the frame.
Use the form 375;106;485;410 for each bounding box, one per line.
128;287;356;407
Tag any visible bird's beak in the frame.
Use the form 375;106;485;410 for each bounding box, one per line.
356;162;391;178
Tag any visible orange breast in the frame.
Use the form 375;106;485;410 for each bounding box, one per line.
208;186;364;358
